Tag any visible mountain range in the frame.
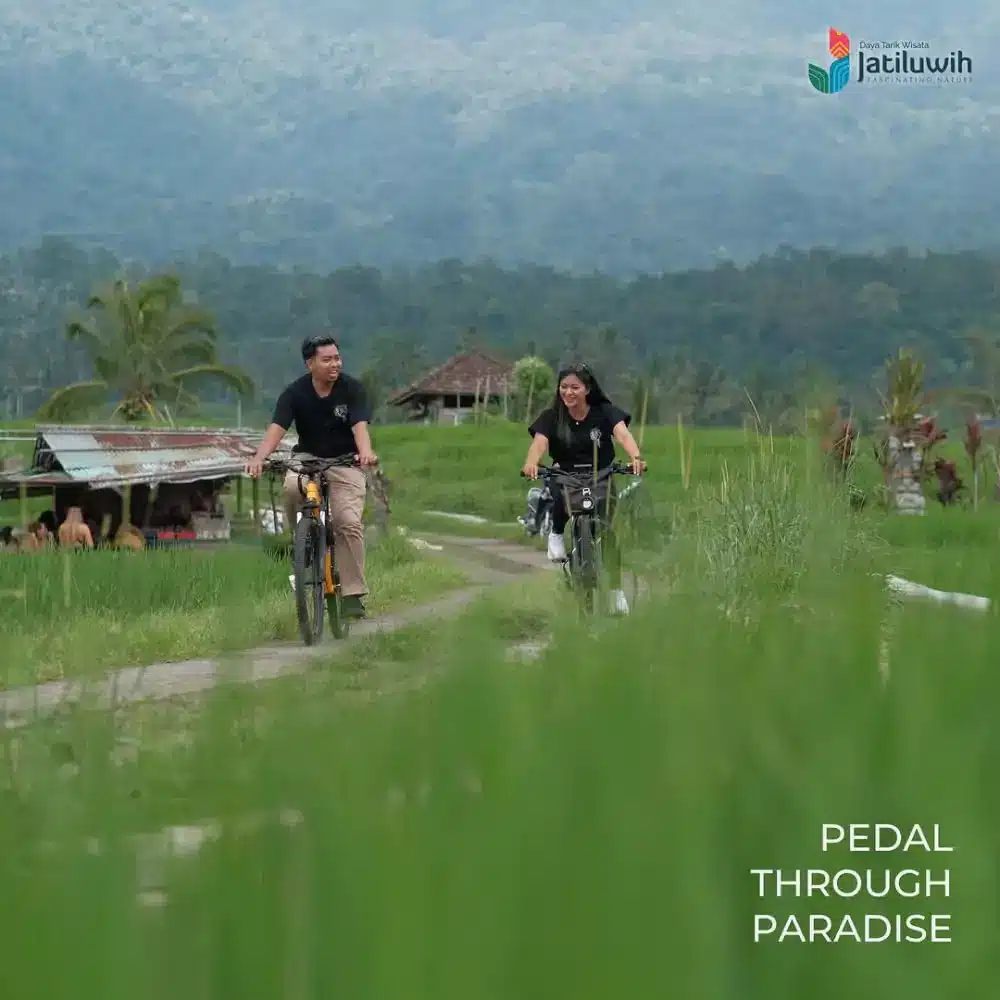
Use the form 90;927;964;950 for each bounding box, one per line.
2;2;999;274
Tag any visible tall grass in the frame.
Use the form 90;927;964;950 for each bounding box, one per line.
0;535;466;686
0;546;993;998
0;423;995;997
667;431;884;618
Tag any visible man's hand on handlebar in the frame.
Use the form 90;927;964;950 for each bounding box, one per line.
628;456;646;475
250;453;375;475
521;461;540;480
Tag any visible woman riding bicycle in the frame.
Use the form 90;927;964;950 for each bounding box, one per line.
521;363;645;612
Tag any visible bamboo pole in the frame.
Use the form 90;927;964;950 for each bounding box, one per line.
677;414;692;490
62;549;71;609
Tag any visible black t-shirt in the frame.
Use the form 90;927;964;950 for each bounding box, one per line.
272;373;372;457
528;402;630;468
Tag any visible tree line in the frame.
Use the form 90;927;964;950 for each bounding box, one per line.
2;237;999;428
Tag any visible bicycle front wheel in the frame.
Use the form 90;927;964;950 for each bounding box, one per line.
293;515;326;645
572;515;601;614
326;561;350;640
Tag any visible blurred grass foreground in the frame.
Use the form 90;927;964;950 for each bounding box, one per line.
0;424;996;997
0;583;994;998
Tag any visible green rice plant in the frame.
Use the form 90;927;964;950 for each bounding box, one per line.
669;429;885;618
0;551;993;999
0;538;466;686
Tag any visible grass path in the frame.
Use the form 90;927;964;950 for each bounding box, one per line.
0;533;556;727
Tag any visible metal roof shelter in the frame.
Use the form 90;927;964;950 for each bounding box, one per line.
0;424;291;499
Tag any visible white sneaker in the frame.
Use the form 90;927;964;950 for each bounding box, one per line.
546;531;567;562
610;589;630;615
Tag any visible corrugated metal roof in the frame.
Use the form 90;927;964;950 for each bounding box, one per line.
0;425;295;493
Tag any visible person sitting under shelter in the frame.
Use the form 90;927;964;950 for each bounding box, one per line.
114;523;146;551
39;510;58;538
19;519;53;551
58;507;95;549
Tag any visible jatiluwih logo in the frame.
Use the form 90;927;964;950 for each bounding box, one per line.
808;27;850;94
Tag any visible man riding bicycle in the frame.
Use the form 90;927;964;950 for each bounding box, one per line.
245;334;378;620
522;362;645;615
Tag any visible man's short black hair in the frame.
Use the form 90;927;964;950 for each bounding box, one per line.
301;334;340;362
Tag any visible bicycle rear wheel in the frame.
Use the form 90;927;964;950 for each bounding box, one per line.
293;515;325;645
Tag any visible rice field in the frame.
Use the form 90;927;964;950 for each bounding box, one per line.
0;532;467;686
0;422;996;997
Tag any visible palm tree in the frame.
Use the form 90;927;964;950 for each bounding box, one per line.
37;273;253;423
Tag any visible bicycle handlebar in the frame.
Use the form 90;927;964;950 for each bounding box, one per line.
520;462;645;480
266;453;364;474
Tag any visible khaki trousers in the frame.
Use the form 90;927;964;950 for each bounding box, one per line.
282;459;368;596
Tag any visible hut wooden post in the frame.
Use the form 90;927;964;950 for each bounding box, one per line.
251;477;261;535
502;377;509;419
145;485;159;530
482;375;491;423
19;481;27;533
268;475;279;537
236;476;244;516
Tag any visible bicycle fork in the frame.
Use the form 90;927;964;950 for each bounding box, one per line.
304;480;337;598
323;545;336;596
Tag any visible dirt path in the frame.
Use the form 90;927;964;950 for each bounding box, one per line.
0;532;554;728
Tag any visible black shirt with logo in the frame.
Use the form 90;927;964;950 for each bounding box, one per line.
272;373;372;457
528;403;630;469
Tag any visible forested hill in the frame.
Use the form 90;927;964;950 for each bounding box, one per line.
2;237;999;425
1;4;998;273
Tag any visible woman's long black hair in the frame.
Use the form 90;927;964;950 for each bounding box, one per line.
551;362;612;447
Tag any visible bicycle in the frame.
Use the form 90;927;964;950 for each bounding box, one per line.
266;453;361;645
521;462;645;615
